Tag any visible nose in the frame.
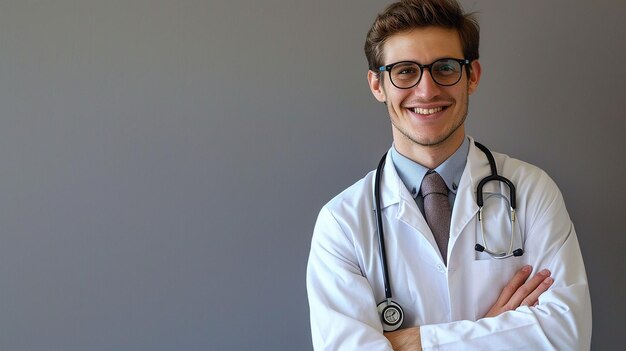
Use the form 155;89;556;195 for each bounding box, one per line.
413;69;441;100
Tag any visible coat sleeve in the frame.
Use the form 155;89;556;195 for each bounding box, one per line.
306;206;394;351
419;169;592;350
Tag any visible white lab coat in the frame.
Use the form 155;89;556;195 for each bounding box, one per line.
306;137;591;350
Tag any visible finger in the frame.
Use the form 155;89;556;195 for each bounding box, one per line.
508;269;551;308
521;276;554;307
494;265;533;307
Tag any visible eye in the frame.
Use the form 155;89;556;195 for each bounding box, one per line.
391;63;419;78
433;60;460;76
388;62;422;87
394;64;418;75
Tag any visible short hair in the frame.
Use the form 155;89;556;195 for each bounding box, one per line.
364;0;480;72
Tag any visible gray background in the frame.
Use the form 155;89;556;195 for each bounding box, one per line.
0;0;623;350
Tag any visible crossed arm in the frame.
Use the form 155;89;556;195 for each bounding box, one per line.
385;265;554;351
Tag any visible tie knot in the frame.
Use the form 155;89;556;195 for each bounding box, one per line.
421;171;448;197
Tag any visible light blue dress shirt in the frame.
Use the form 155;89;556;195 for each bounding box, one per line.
390;137;470;216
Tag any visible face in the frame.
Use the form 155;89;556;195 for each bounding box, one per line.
368;27;481;156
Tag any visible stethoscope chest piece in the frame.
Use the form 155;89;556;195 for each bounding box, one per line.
377;299;404;332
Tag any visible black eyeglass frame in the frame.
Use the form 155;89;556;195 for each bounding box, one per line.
378;58;471;89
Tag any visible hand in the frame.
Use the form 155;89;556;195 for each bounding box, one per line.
384;326;422;351
484;265;553;318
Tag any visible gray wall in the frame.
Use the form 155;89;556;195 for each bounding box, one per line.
0;0;623;350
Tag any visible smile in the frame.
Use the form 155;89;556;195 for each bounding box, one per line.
411;106;445;115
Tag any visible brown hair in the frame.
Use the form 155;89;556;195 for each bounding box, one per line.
364;0;479;72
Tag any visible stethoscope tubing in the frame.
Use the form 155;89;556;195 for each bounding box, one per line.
474;141;516;209
374;141;520;304
375;153;393;300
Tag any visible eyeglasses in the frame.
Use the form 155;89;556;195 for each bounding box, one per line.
378;58;470;89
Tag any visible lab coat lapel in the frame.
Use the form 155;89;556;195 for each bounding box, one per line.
378;150;437;248
448;138;491;251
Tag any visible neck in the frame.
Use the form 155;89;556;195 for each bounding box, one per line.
393;129;465;169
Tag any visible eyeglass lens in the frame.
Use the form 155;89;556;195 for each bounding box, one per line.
389;59;463;88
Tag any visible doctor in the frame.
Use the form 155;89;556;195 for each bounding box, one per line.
306;0;591;350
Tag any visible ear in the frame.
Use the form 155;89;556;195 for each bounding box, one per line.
367;70;387;103
468;60;482;95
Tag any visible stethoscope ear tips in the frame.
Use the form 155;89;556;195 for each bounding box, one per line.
475;244;524;258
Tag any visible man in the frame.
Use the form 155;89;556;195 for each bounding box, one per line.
306;1;591;350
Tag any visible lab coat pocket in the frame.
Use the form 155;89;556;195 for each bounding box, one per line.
470;255;526;319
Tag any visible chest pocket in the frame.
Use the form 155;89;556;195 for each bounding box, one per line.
470;254;526;318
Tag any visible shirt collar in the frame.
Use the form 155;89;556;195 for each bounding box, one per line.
390;137;470;196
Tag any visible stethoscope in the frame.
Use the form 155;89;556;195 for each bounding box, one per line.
374;141;523;331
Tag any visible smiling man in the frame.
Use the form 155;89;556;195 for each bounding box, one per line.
368;26;478;169
306;1;591;350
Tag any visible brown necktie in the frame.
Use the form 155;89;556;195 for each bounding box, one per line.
421;171;451;264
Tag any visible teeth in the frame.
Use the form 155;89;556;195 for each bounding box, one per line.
412;107;443;115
